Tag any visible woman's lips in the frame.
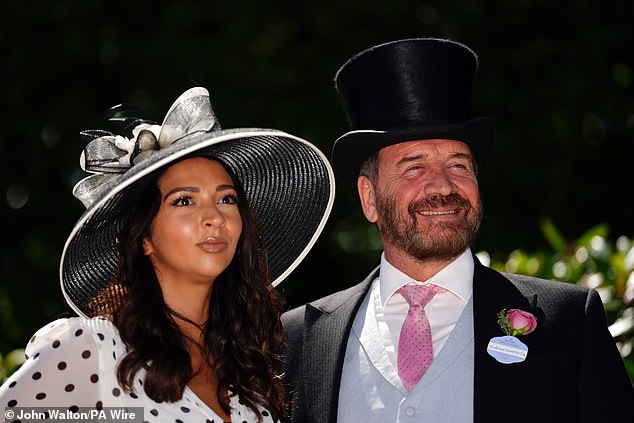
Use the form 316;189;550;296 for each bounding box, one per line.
197;236;228;253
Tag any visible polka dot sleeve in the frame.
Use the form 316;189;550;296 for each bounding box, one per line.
0;318;102;409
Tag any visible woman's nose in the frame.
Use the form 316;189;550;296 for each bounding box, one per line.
202;205;225;228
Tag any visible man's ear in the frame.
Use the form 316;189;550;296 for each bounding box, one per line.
358;176;378;223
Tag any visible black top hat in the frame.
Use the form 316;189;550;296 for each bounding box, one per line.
332;38;494;194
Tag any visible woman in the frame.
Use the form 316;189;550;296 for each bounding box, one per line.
0;87;334;422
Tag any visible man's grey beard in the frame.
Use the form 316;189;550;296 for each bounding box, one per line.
376;192;483;262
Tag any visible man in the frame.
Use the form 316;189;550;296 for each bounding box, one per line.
281;38;633;423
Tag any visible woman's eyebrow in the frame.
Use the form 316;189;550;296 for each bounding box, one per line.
163;184;236;201
163;186;199;201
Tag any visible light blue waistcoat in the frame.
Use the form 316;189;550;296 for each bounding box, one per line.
337;292;474;422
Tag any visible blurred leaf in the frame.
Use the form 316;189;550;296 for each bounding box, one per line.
0;349;25;383
540;218;567;253
577;223;610;247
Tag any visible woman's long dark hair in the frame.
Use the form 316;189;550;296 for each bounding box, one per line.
102;157;285;421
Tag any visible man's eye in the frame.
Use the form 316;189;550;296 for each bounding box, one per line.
450;162;472;171
404;165;424;174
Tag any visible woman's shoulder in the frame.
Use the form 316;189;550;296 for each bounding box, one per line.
25;316;120;358
0;317;122;408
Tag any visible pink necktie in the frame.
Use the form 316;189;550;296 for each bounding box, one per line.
397;283;443;391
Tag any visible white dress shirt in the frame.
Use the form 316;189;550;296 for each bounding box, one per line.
376;248;474;371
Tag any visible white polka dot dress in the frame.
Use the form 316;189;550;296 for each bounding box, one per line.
0;317;276;423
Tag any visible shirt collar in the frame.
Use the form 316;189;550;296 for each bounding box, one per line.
379;248;474;306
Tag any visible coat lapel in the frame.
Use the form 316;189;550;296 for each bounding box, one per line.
299;271;375;423
472;260;539;423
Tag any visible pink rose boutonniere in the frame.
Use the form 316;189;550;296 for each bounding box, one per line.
487;308;537;364
497;308;537;337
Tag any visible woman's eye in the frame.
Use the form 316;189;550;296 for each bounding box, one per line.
171;196;192;206
219;194;239;205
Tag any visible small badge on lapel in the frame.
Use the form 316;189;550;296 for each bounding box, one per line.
487;336;528;363
487;308;537;364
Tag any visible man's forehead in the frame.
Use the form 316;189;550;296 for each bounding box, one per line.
378;139;472;160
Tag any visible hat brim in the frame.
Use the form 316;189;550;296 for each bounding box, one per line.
61;128;335;317
331;117;493;195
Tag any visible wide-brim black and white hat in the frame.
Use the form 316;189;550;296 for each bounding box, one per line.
61;87;335;318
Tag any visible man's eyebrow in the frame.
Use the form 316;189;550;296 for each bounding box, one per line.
395;151;473;166
450;152;474;161
396;154;428;166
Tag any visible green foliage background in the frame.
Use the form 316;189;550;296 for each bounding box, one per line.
1;0;633;381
